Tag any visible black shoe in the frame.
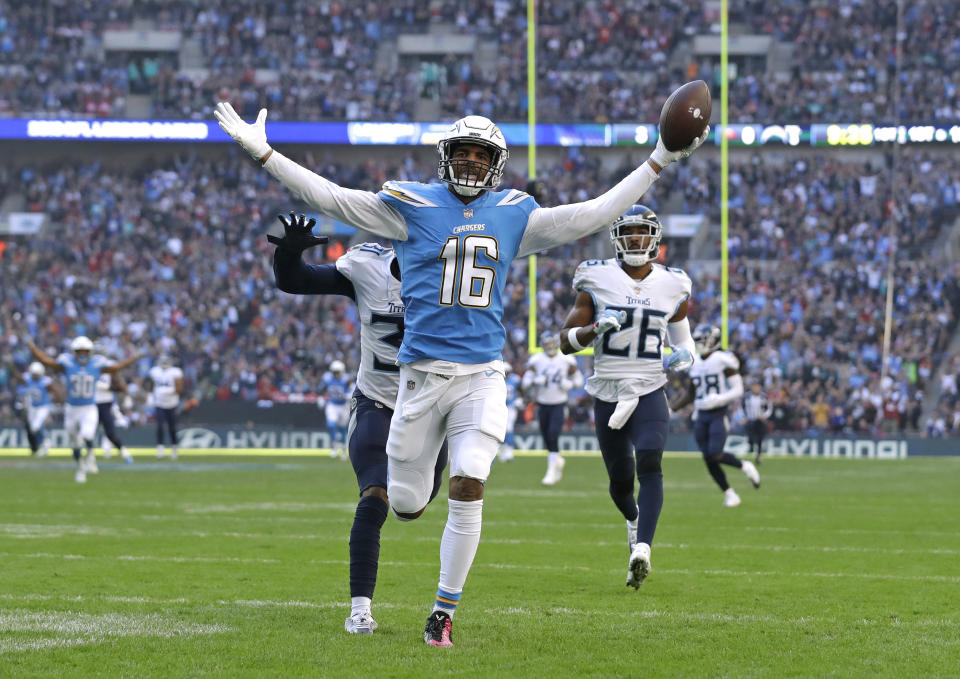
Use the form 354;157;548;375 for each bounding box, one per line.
424;610;453;647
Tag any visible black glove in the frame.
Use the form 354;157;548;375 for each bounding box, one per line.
267;213;328;253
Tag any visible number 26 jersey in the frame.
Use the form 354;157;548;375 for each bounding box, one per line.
573;259;691;402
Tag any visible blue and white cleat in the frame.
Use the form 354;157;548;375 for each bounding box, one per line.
344;611;378;635
626;542;651;589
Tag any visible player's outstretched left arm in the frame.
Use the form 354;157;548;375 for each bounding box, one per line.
214;102;407;241
517;126;708;257
103;353;143;375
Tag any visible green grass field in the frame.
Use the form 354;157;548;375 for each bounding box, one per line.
1;451;958;678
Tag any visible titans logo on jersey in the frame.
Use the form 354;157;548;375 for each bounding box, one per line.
336;243;410;409
57;353;109;406
688;351;740;411
378;181;538;364
573;259;691;402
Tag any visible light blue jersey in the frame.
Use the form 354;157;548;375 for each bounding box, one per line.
322;374;350;405
57;353;109;406
19;376;52;407
378;181;538;364
505;372;522;409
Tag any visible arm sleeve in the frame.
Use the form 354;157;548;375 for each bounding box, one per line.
517;163;659;257
667;318;696;359
714;374;744;408
263;151;408;240
273;248;356;299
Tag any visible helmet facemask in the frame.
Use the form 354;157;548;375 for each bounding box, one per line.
611;215;662;267
692;325;722;355
436;116;508;197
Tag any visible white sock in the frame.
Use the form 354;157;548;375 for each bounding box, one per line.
102;440;113;456
351;596;371;616
438;498;483;610
157;445;165;456
547;451;561;465
171;446;179;458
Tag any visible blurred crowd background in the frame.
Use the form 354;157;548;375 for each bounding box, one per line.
2;0;959;438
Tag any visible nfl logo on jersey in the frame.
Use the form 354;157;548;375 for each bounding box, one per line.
463;208;474;219
407;380;416;390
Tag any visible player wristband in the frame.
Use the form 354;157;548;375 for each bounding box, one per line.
260;148;274;165
567;327;586;352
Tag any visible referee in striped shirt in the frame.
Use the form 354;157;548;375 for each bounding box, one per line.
743;382;772;464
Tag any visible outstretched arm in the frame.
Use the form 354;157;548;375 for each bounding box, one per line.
27;340;61;372
103;353;142;375
517;127;709;256
214;103;407;240
269;214;356;298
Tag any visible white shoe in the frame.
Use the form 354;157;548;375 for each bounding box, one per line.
741;460;760;488
156;450;167;459
626;506;639;550
626;542;651;589
75;465;87;484
85;454;99;474
541;456;565;485
498;449;514;463
170;450;178;461
344;611;378;634
103;448;113;459
723;488;741;507
38;445;49;458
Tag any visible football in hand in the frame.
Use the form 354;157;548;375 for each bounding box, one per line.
657;80;712;151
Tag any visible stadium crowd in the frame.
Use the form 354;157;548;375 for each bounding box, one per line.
2;146;959;436
1;1;957;124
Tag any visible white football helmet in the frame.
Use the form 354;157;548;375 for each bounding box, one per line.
541;332;559;357
330;360;345;375
29;362;44;377
437;115;508;196
71;335;94;363
611;204;662;267
692;324;722;356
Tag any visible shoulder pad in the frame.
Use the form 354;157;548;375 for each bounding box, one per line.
380;181;440;208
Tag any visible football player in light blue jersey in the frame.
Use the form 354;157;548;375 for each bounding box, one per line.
321;360;353;460
216;102;708;647
17;362;55;457
28;336;141;483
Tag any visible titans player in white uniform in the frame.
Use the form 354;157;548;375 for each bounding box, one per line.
497;363;522;463
269;213;448;636
216;101;707;646
148;356;184;460
522;333;580;485
560;205;697;589
673;325;760;507
18;362;54;457
28;336;140;482
321;360;352;459
94;370;133;464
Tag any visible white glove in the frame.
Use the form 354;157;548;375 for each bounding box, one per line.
214;102;272;161
664;347;694;372
560;379;573;391
649;125;710;167
533;375;547;386
593;309;626;336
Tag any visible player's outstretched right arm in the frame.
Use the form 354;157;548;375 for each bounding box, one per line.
270;214;356;298
214;103;408;241
26;340;62;372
